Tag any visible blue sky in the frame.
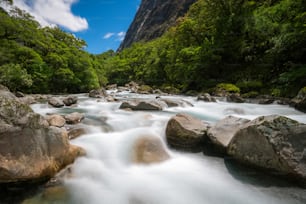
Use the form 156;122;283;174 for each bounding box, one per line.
3;0;140;54
71;0;140;53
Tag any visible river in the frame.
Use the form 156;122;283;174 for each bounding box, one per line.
27;90;306;204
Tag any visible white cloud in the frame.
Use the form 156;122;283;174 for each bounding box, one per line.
103;32;115;39
117;31;126;41
8;0;88;32
103;31;126;41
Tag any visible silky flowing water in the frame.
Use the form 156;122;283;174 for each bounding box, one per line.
27;91;306;204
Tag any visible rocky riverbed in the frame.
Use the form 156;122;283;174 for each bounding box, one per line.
1;85;306;204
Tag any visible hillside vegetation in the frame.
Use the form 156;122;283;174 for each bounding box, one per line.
0;7;107;93
1;0;305;97
102;0;306;97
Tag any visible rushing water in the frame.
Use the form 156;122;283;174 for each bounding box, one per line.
28;91;306;204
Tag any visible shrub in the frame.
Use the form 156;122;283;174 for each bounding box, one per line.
216;83;240;93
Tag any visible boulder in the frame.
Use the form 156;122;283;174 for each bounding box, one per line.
48;97;64;108
132;136;170;164
226;93;245;103
46;114;66;127
137;85;153;94
63;96;78;106
258;98;274;105
207;116;250;154
119;100;167;111
0;89;84;183
89;88;107;98
291;87;306;113
228;115;306;181
64;112;85;124
125;81;139;93
18;95;36;105
197;93;216;102
165;113;209;152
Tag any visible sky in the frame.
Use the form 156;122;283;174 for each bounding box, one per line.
2;0;141;54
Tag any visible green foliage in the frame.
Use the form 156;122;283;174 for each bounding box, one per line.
236;80;263;93
0;8;106;93
102;0;305;97
216;83;240;93
0;64;32;92
1;0;305;97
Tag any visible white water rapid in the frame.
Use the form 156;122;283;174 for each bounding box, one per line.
30;92;306;204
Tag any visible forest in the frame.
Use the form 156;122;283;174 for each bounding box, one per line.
0;0;305;97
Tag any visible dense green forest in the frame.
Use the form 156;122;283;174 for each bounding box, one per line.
0;6;107;93
102;0;306;97
1;0;305;97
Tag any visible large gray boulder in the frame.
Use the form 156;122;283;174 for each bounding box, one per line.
0;88;84;183
207;116;250;154
119;100;167;111
228;115;306;181
165;113;209;152
291;87;306;113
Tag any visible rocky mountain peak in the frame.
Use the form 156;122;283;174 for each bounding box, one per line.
118;0;196;51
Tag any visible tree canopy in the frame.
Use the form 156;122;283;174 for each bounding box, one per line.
0;0;305;97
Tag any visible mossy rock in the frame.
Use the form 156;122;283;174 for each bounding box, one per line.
214;83;240;96
241;91;259;98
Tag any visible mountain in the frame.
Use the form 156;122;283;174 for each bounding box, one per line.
118;0;196;51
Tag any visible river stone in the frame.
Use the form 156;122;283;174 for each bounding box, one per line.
46;114;66;127
159;98;193;107
197;93;216;102
48;97;64;108
19;95;36;105
0;89;84;183
63;96;78;106
207;116;250;154
64;112;85;124
291;87;306;113
165;113;209;152
132;136;170;164
119;100;167;111
89;88;107;98
228;115;306;181
68;127;86;140
226;93;245;103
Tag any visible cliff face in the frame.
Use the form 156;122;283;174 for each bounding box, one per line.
118;0;196;51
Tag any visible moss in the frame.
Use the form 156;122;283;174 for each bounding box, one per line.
241;91;259;98
216;83;240;93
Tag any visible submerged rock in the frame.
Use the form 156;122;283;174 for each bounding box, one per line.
228;115;306;182
165;113;209;152
0;88;84;183
132;136;170;164
68;127;86;140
